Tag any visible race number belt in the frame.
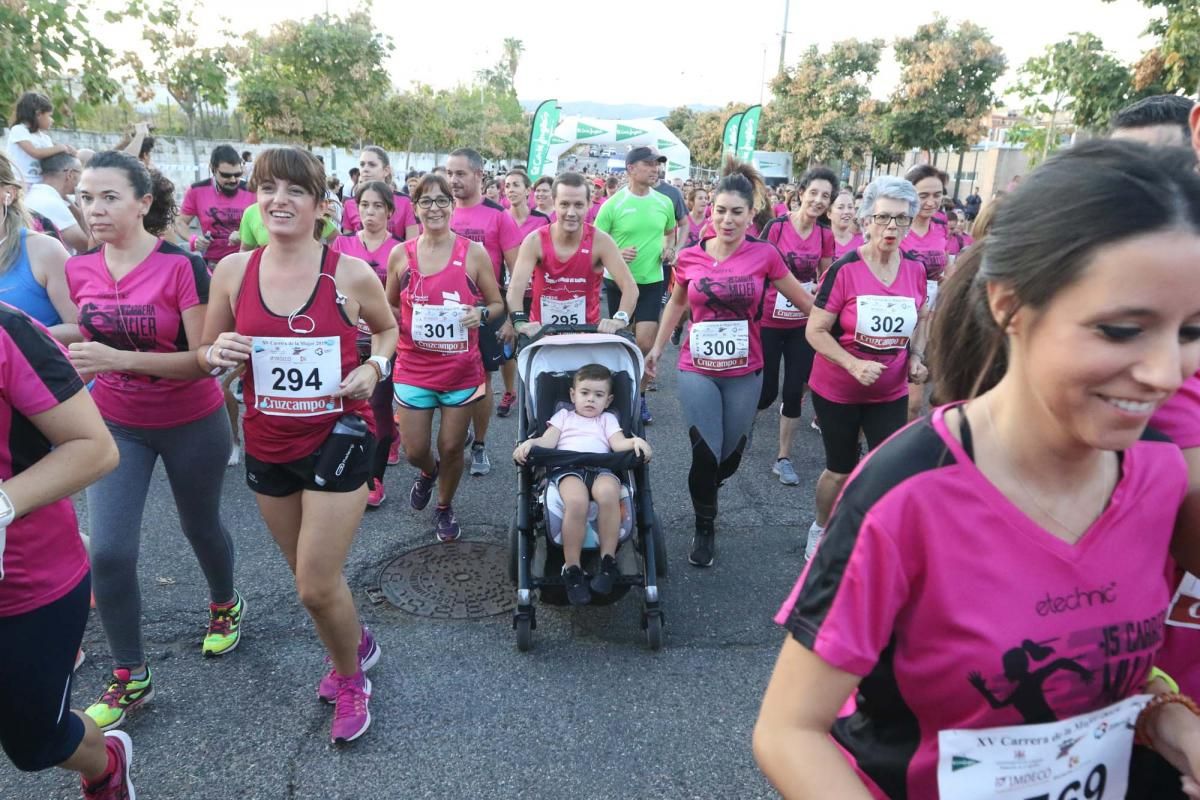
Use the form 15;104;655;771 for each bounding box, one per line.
540;294;587;326
937;695;1148;800
250;336;343;417
772;281;816;322
690;320;749;371
412;304;468;354
854;295;917;351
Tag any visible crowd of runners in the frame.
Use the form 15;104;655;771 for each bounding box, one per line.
3;86;1200;798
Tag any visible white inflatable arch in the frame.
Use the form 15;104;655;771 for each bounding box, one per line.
540;116;690;181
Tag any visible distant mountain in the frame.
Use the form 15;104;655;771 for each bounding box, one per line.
520;100;719;119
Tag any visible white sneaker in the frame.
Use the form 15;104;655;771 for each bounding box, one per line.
228;444;241;467
804;521;824;561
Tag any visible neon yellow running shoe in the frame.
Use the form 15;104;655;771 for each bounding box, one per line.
203;589;245;657
85;668;154;731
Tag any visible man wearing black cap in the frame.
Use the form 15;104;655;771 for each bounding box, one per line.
595;145;677;424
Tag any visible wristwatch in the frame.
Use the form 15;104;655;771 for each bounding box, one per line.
478;306;490;324
367;355;391;380
613;311;631;327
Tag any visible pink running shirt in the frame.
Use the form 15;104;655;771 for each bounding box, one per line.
451;198;523;284
807;250;926;405
0;304;88;617
67;240;223;428
832;231;864;260
675;237;788;378
901;217;951;281
761;215;834;328
342;191;419;240
775;407;1185;799
179;179;255;263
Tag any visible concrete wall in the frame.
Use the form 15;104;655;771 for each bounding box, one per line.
849;145;1034;203
13;129;448;199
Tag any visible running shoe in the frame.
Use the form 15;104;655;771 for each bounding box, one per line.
81;730;134;800
203;590;245;657
640;396;653;426
318;626;381;703
589;554;621;595
386;437;402;466
330;671;373;744
773;458;800;486
562;564;591;605
434;505;461;542
646;378;658;392
804;521;825;561
409;463;438;511
469;444;491;476
497;391;516;417
85;668;154;731
811;418;821;433
366;478;386;508
689;533;715;567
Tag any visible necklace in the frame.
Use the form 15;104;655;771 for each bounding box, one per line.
982;400;1105;543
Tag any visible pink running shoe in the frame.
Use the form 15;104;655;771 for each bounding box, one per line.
387;437;402;466
366;478;386;508
318;626;381;703
330;671;372;743
497;391;516;417
81;730;135;800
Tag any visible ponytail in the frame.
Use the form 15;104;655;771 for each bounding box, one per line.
717;155;772;231
928;240;1007;404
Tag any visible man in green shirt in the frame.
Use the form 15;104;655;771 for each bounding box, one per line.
595;145;677;424
238;201;338;250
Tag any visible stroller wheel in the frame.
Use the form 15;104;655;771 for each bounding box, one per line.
644;611;664;651
515;614;533;652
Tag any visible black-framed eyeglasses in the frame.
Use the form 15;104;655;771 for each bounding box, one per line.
417;196;452;209
217;171;244;180
870;213;913;228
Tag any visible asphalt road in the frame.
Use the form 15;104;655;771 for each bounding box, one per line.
2;338;828;800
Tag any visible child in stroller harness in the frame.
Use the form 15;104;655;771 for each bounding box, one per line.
513;363;652;605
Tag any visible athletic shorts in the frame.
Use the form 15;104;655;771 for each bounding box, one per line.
549;466;617;491
605;279;664;325
245;436;375;497
810;391;908;475
394;381;486;410
478;316;508;372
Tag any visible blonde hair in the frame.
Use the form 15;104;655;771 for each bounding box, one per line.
0;155;32;275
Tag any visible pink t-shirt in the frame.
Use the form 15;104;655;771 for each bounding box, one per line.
67;240;224;428
832;231;864;260
902;217;951;281
0;304;88;617
808;251;926;405
675;237;788;377
452;198;523;284
946;232;974;256
773;203;788;217
1150;370;1200;450
343;192;419;240
548;408;621;453
179;179;255;262
330;232;402;286
513;209;552;241
775;407;1185;800
762;216;834;329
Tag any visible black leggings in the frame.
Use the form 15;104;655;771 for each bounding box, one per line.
758;326;815;418
810;392;908;474
0;574;90;772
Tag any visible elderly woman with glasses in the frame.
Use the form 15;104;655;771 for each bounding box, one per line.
801;176;929;559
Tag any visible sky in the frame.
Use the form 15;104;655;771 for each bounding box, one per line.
98;0;1162;109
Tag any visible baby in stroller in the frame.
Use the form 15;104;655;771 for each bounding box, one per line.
513;363;653;605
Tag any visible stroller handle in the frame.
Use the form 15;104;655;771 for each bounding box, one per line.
516;324;637;349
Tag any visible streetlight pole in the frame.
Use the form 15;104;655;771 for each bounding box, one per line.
778;0;790;74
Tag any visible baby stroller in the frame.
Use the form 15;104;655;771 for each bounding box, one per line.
508;325;667;651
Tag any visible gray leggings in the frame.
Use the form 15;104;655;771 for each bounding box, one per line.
87;406;235;668
677;369;763;461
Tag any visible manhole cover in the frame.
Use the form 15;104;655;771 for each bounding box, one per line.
378;541;514;619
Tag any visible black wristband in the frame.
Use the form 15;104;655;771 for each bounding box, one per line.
510;310;529;325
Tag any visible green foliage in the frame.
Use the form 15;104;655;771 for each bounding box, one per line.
662;106;696;141
1015;33;1132;132
237;9;393;147
0;0;120;121
1106;0;1200;93
885;16;1007;153
764;38;885;168
1005;121;1059;167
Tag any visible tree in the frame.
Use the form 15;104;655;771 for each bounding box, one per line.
1015;33;1132;159
0;0;120;121
104;0;237;144
689;104;747;169
662;105;696;142
1105;0;1200;93
884;16;1006;156
764;38;884;168
237;10;393;147
1005;121;1059;167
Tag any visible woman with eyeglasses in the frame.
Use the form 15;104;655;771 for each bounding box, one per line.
802;176;929;560
341;146;419;242
385;174;505;544
331;181;403;508
65;152;241;733
758;168;837;487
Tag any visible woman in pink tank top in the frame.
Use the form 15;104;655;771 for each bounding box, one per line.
385;173;504;544
200;147;398;745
